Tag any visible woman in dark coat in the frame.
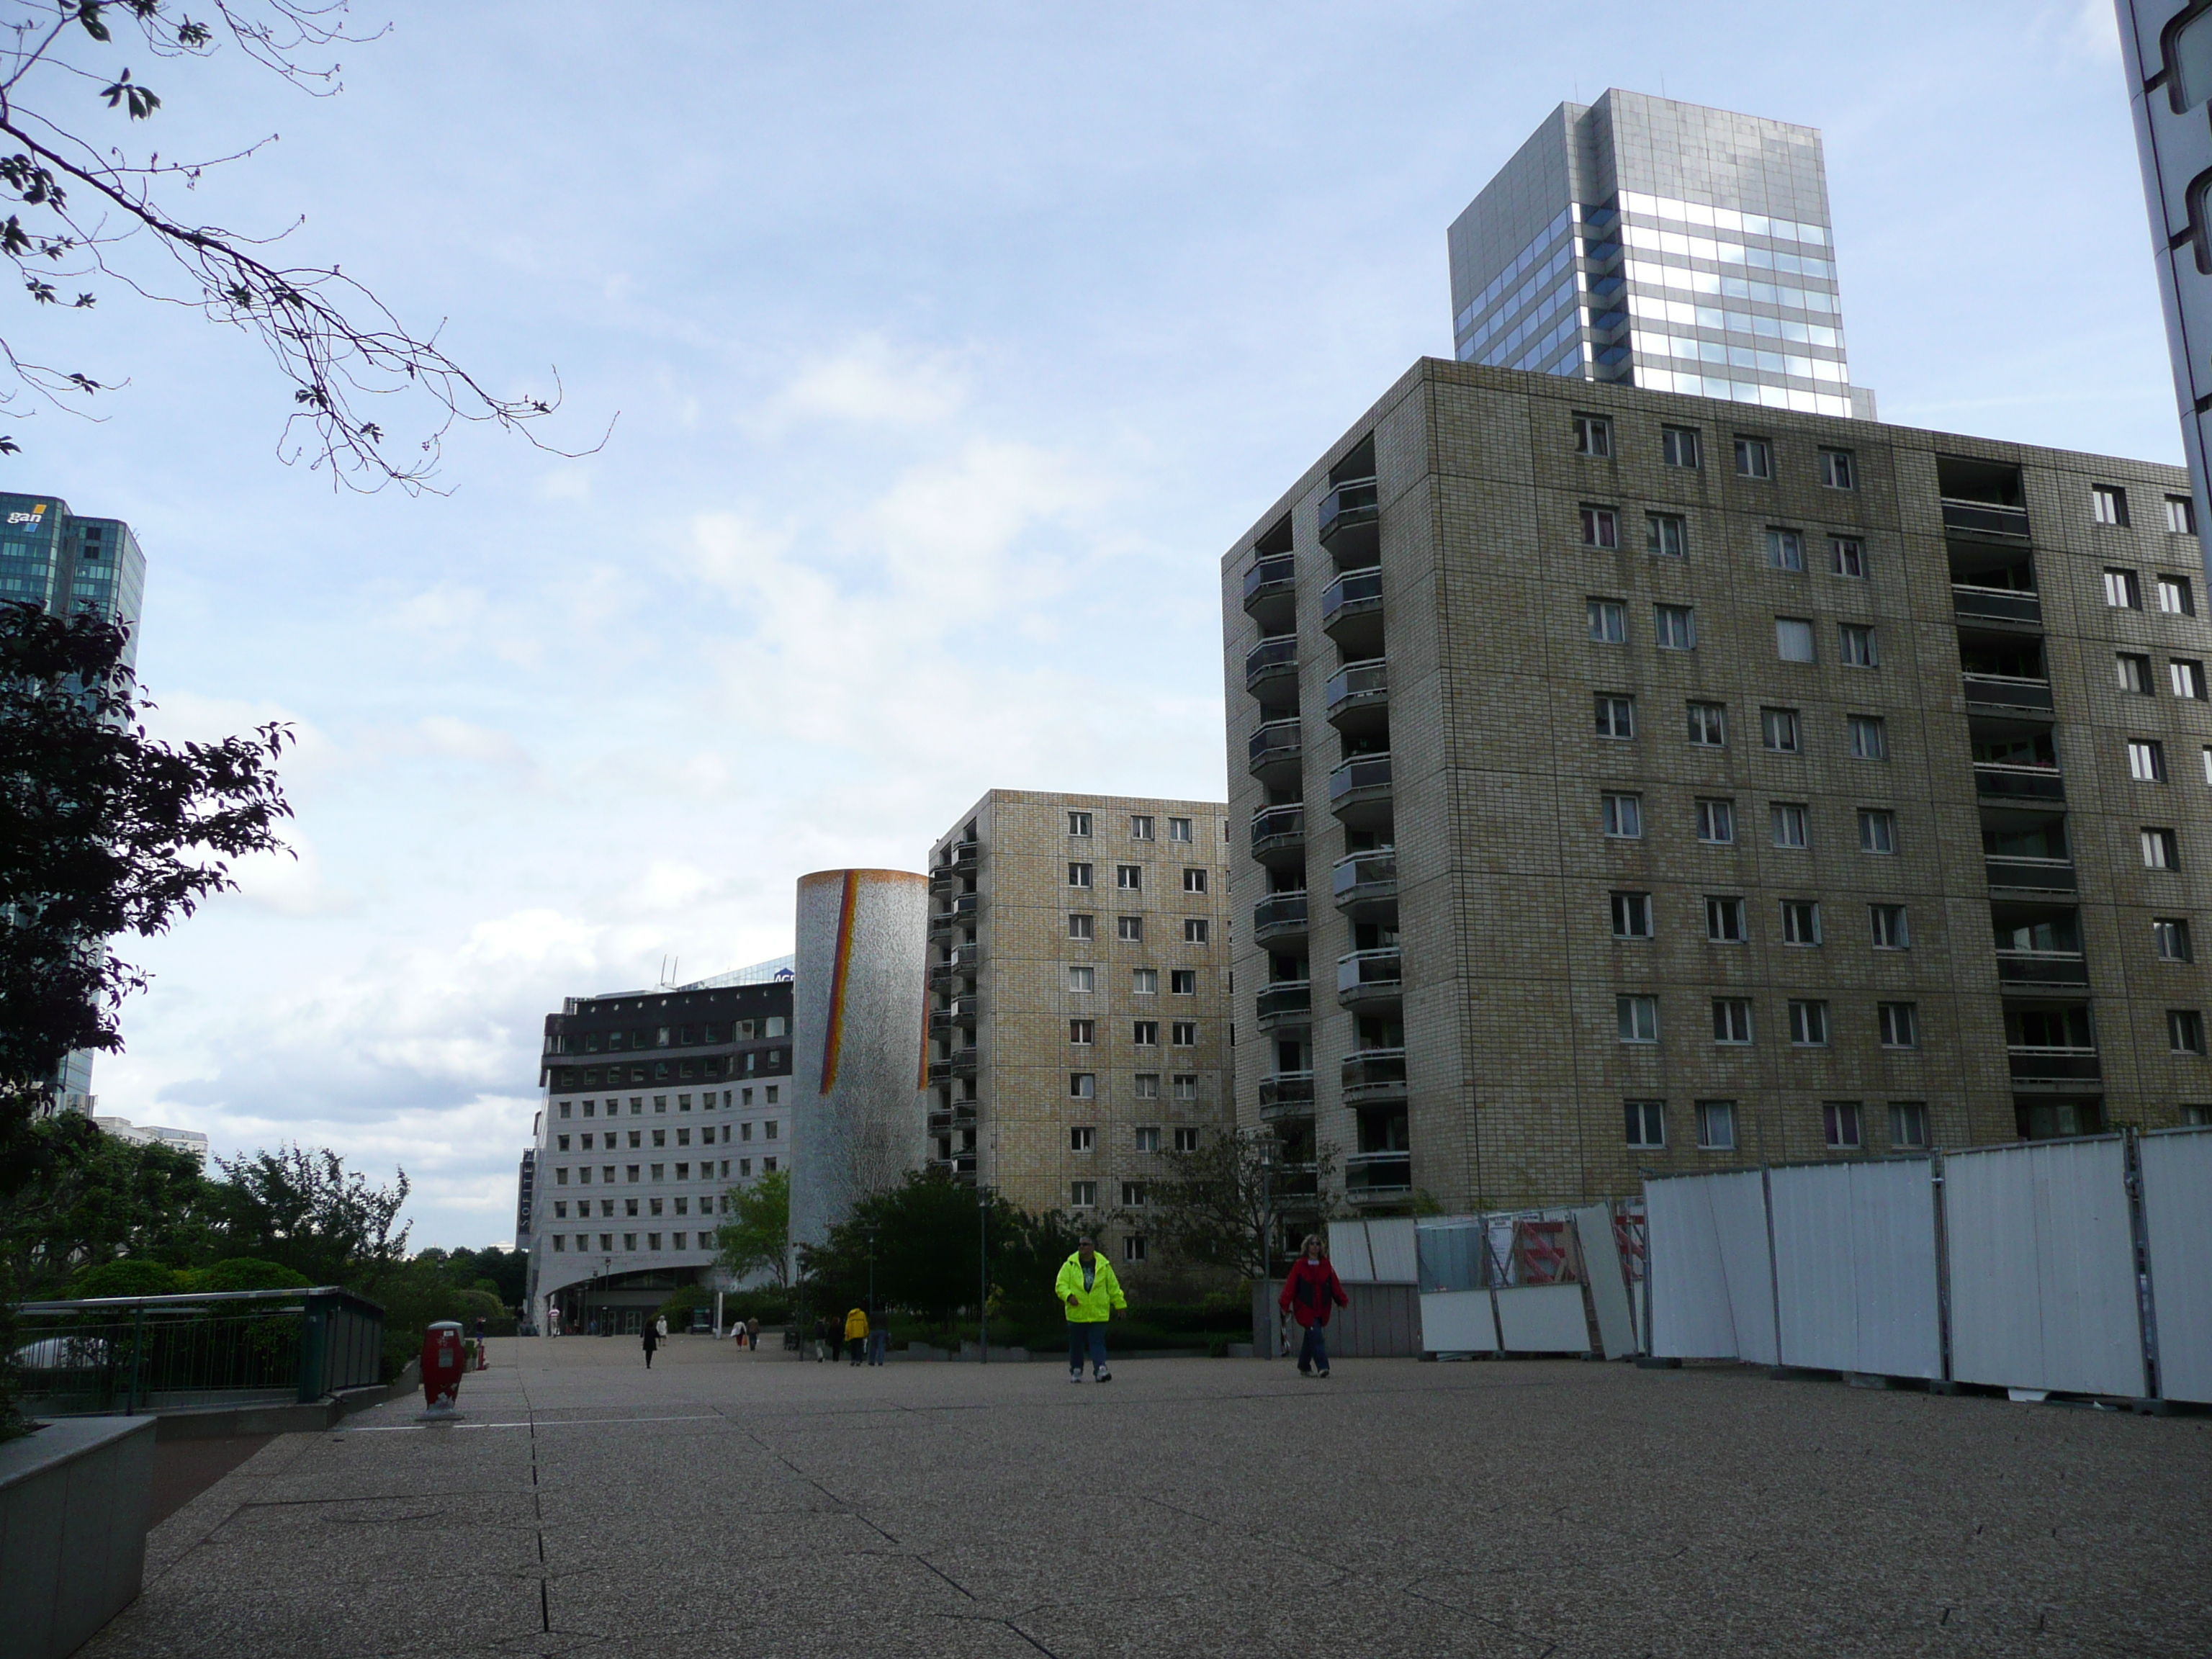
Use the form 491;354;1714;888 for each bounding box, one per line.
1278;1234;1349;1377
642;1318;660;1370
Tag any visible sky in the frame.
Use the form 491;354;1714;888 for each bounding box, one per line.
14;0;2176;1248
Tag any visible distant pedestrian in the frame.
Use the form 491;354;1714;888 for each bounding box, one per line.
814;1315;833;1362
868;1318;887;1367
747;1316;762;1353
547;1305;562;1339
473;1315;487;1341
656;1314;670;1343
845;1306;869;1366
642;1320;660;1370
1056;1236;1125;1382
1280;1234;1349;1379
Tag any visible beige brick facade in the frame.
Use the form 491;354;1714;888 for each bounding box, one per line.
926;790;1234;1272
1223;357;2212;1215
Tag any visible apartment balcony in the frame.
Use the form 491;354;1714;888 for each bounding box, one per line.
1251;893;1309;946
1951;585;2044;629
1942;499;2031;540
1975;763;2065;807
1332;850;1398;919
925;1102;978;1135
927;864;958;891
1255;980;1313;1031
1328;753;1393;827
1996;951;2091;989
1344;1151;1414;1201
1245;635;1298;696
1321;569;1385;655
927;894;979;935
1249;803;1305;867
1241;554;1298;631
1318;476;1379;565
927;1154;979;1182
1341;1048;1408;1105
940;840;979;876
925;1047;979;1084
1325;657;1389;732
1257;1071;1315;1122
927;996;981;1038
1248;719;1303;784
2008;1046;2102;1087
1963;673;2055;714
1984;856;2078;895
927;943;980;988
1336;947;1403;1009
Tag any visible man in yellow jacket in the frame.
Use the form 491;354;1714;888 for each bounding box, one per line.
1054;1236;1126;1383
843;1306;868;1367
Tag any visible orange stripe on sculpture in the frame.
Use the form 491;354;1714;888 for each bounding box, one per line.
819;870;859;1093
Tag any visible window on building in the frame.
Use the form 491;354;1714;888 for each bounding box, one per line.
1115;864;1142;891
552;1234;566;1251
2167;495;2198;535
1118;916;1143;941
1878;1002;1920;1048
1069;1020;1095;1046
1133;1074;1161;1101
1172;1021;1197;1046
1876;1102;1927;1148
1820;449;1856;490
1839;624;1879;667
1767;528;1804;572
1781;899;1822;945
2157;918;2195;962
1775;617;1815;662
1131;968;1159;996
1120;1182;1149;1208
1167;817;1192;842
1697;1101;1738;1150
1123;1236;1147;1264
1706;896;1747;943
1695;798;1735;845
1686;701;1726;746
1068;811;1092;836
2119;653;2154;695
1712;999;1753;1044
1069;913;1095;940
1870;904;1910;950
1611;891;1655;939
1173;1074;1198;1102
1182;867;1208;894
1071;1181;1097;1208
2105;567;2143;608
1617;995;1660;1043
2160;575;2196;616
1647;513;1687;559
1848;715;1889;760
1735;436;1773;479
2188;1105;2212;1125
1624;1100;1666;1147
1602;791;1644;838
1789;1000;1830;1046
2172;1010;2208;1054
1858;809;1898;854
1068;966;1095;994
1655;603;1696;649
2131;739;2169;783
1771;803;1809;849
1130;814;1154;840
1761;707;1802;752
2145;827;2182;869
2174;660;2208;700
1823;1102;1863;1149
1581;505;1620;549
1184;918;1210;944
1071;1125;1095;1151
1134;1126;1161;1153
1588;598;1628;642
1068;861;1093;888
559;1102;572;1120
1132;1020;1159;1046
1828;536;1866;579
1573;413;1612;457
1169;969;1197;997
1595;693;1636;739
1174;1127;1201;1152
2092;484;2130;526
1663;426;1701;469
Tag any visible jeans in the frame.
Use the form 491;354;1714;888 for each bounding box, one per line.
1066;1322;1108;1375
1297;1323;1329;1372
868;1331;886;1366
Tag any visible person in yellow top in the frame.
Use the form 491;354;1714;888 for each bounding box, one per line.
843;1306;869;1366
1054;1236;1126;1383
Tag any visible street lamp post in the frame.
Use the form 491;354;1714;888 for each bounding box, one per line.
1242;1129;1278;1359
977;1185;989;1364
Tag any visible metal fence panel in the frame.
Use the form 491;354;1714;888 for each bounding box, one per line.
1494;1285;1591;1354
1769;1160;1941;1379
1326;1220;1376;1283
1945;1138;2145;1398
1418;1290;1496;1354
1570;1202;1637;1359
1367;1218;1418;1284
2141;1127;2212;1405
1647;1171;1775;1362
1414;1218;1489;1295
1333;1283;1421;1357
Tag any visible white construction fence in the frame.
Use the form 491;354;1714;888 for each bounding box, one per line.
1644;1128;2212;1404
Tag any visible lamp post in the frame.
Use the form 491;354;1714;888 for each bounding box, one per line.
1241;1129;1278;1359
598;1254;612;1337
977;1184;989;1364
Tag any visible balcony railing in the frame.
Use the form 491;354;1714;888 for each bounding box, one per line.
926;1048;979;1084
927;893;979;932
1974;763;2064;804
1951;584;2043;626
1995;950;2090;987
1329;753;1393;821
928;1154;979;1180
1342;1047;1408;1103
1333;850;1398;913
1325;657;1389;725
1318;477;1379;561
1245;636;1298;694
926;1104;977;1133
1252;893;1309;943
1985;855;2078;894
927;943;980;987
1241;554;1296;623
939;840;979;875
1321;569;1385;637
1258;1071;1315;1119
2008;1046;2101;1084
1942;498;2031;539
1344;1151;1413;1197
1962;673;2054;712
1255;980;1313;1028
1248;719;1303;779
1337;947;1403;1005
1249;804;1305;862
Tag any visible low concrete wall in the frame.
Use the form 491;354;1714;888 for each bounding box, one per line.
0;1415;156;1659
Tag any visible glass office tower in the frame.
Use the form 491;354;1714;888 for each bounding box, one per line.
1447;90;1873;419
0;491;149;1111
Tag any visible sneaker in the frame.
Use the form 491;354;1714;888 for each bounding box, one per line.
1094;1368;1112;1383
1069;1371;1084;1383
1318;1370;1331;1379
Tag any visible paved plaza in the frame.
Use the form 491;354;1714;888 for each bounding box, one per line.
80;1335;2212;1658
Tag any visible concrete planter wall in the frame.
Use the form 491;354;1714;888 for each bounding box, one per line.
0;1415;155;1659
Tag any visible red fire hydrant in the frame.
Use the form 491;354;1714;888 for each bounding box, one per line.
420;1320;465;1418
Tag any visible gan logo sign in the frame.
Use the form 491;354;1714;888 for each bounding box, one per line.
5;503;47;528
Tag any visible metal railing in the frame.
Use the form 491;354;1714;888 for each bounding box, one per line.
1342;1047;1408;1102
1248;719;1302;773
1337;947;1403;1001
2008;1046;2101;1083
1941;498;2031;538
1250;804;1305;857
1258;1071;1315;1116
1333;849;1398;909
1985;855;2077;893
1951;584;2043;625
1995;950;2090;986
1255;980;1313;1025
1252;893;1308;939
1245;636;1298;691
1241;554;1295;613
1962;673;2054;711
1344;1151;1414;1195
1329;754;1393;810
1321;569;1384;630
1974;763;2064;803
1325;658;1388;720
12;1287;385;1416
1318;477;1378;554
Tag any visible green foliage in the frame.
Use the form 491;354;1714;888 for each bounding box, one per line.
66;1256;179;1298
204;1144;409;1286
714;1167;790;1288
410;1244;526;1308
719;1287;791;1327
4;1115;215;1293
187;1256;310;1292
1146;1131;1339;1282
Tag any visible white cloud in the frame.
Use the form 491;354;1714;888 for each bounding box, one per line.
750;335;970;433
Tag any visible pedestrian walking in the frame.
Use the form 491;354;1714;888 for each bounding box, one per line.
1280;1234;1349;1378
868;1318;887;1367
814;1314;833;1362
547;1305;562;1338
1056;1235;1125;1382
656;1313;669;1343
642;1318;660;1370
747;1316;762;1353
844;1306;869;1366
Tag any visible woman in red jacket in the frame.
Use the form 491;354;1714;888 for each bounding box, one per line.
1278;1233;1349;1377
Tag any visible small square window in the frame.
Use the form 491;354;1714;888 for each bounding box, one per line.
1655;603;1696;649
1695;798;1735;845
1171;969;1197;994
1781;899;1822;945
1069;1019;1096;1046
2131;739;2168;783
1068;965;1094;992
1123;1235;1147;1264
1624;1100;1666;1147
1878;1002;1919;1048
1849;715;1889;760
2105;567;2142;608
2144;827;2182;869
1697;1101;1738;1149
1601;791;1643;838
1735;436;1773;479
1830;536;1866;578
1611;891;1655;938
1068;861;1093;888
1573;413;1612;457
1120;1182;1149;1208
1888;1102;1930;1148
1130;814;1155;840
1131;968;1158;995
1789;999;1830;1046
1069;913;1095;940
1182;867;1208;893
1858;809;1897;854
1068;811;1092;836
1173;1074;1198;1102
1071;1125;1095;1151
1172;1020;1197;1046
1595;693;1636;739
1870;904;1910;949
1588;598;1628;643
1070;1180;1097;1208
1686;701;1726;746
1820;449;1856;490
2167;495;2198;536
2119;653;2154;694
1134;1126;1161;1152
1647;513;1687;558
1115;864;1142;891
1663;426;1702;469
1761;707;1802;752
2169;1009;2206;1055
1617;994;1660;1043
1184;918;1210;944
1174;1126;1201;1152
1705;896;1747;943
2155;918;2194;963
1118;915;1143;941
1581;505;1620;549
1840;624;1879;667
2161;575;2196;616
2172;660;2207;700
1771;803;1809;849
1712;999;1753;1044
2092;485;2130;526
1823;1102;1863;1149
1167;817;1193;842
1775;617;1815;662
1766;528;1805;572
1132;1020;1159;1046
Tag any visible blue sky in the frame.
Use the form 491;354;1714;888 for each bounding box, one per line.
25;1;2171;1247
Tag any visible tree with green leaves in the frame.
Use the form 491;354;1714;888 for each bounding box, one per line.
0;1109;212;1293
1144;1130;1339;1284
714;1166;790;1291
0;0;593;485
205;1142;409;1285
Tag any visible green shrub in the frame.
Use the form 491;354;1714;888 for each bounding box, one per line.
67;1259;181;1298
184;1257;312;1292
